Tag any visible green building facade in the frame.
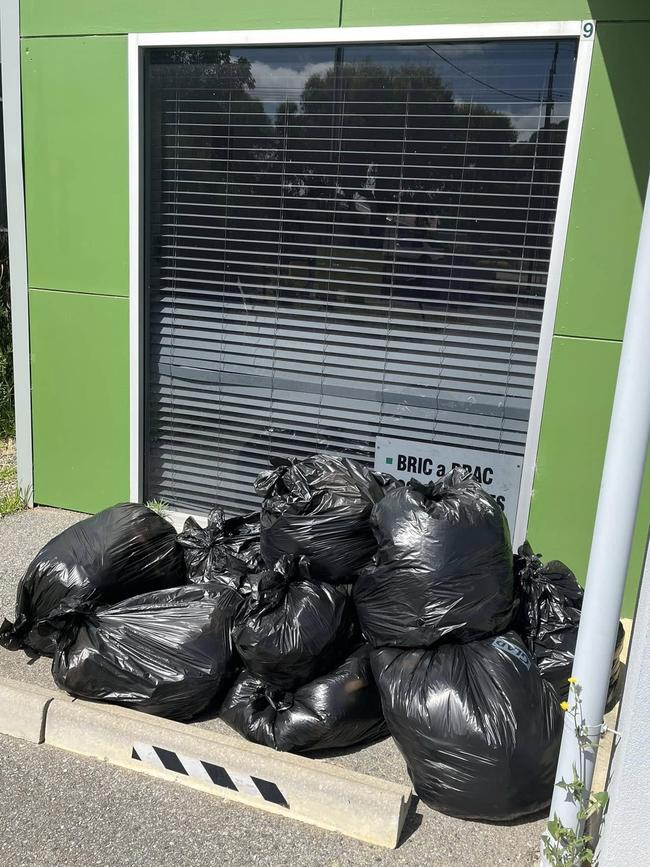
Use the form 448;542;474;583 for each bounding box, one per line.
16;1;650;615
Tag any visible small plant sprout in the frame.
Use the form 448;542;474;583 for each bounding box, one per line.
0;483;30;518
542;679;609;866
146;499;170;519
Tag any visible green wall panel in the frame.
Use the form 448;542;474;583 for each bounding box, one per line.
21;1;342;37
527;336;649;618
22;36;129;296
30;289;130;513
555;24;650;340
341;1;650;27
19;2;650;614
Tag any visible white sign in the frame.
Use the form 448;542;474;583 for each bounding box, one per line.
374;436;522;534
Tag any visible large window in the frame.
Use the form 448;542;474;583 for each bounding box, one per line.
144;38;578;515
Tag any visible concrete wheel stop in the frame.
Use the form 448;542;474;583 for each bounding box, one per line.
0;676;412;848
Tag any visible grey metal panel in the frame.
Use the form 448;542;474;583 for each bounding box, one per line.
0;0;33;501
598;546;650;866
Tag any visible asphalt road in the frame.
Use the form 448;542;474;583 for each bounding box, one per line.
0;506;544;867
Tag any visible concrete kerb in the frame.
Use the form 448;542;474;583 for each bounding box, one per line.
0;677;58;743
0;677;412;849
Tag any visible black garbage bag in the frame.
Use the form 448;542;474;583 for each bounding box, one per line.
607;622;626;708
354;470;514;648
178;507;263;584
254;455;391;583
372;631;562;821
0;503;185;656
233;555;356;691
51;584;241;721
513;542;625;709
220;645;388;753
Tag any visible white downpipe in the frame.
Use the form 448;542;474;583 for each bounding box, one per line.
542;174;650;862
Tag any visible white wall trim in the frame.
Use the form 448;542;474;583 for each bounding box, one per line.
128;34;143;502
513;22;596;545
133;21;583;48
129;20;595;524
1;0;33;502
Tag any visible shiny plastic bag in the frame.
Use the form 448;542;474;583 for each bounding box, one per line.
372;631;562;820
178;507;263;584
354;470;514;648
233;555;355;691
607;622;626;709
513;542;625;709
51;584;240;721
254;455;391;583
220;644;388;753
0;503;185;656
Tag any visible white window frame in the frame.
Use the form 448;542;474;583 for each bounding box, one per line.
128;20;596;539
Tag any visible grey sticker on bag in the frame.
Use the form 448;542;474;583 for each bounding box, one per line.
492;636;532;670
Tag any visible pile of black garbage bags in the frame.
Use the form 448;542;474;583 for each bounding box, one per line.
0;455;624;822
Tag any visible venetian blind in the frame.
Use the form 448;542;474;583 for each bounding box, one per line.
144;39;577;513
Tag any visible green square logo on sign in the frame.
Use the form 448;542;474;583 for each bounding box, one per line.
374;436;523;534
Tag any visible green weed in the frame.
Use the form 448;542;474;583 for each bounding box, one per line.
0;464;16;482
542;681;608;866
0;485;29;517
146;499;171;519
